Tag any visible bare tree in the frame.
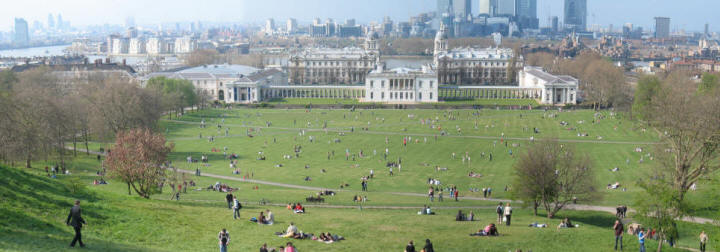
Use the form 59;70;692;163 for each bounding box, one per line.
644;73;720;202
512;139;599;218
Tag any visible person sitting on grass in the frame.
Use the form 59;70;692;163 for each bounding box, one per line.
258;211;267;224
265;209;274;225
557;218;576;229
456;210;465;221
281;223;299;238
294;203;305;213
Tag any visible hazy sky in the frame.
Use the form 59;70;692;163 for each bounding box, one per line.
1;0;718;32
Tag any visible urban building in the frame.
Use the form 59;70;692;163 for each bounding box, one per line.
433;26;520;85
496;0;516;16
287;32;379;85
364;64;438;103
14;18;30;47
516;0;538;29
564;0;587;32
478;0;497;16
654;17;671;39
142;64;261;101
286;18;298;34
453;0;472;19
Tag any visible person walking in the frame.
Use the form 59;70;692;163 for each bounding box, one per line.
613;220;624;250
423;239;434;252
638;228;646;252
503;203;513;226
66;200;86;248
232;196;241;220
496;203;504;223
453;187;459;201
428;187;434;202
700;231;709;252
218;228;230;252
225;193;233;209
404;240;415;252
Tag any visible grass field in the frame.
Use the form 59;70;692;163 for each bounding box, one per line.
7;107;719;251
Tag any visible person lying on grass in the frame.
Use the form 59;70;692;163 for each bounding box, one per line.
470;223;499;236
557;218;578;229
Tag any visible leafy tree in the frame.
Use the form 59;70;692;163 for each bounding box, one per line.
632;75;661;121
512;139;599;218
635;177;687;252
146;77;198;117
105;129;174;198
698;72;719;94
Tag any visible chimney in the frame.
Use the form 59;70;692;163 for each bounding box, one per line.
105;58;111;64
122;59;127;66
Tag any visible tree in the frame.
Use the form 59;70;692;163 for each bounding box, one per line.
185;49;221;66
105;129;174;198
146;77;198;117
698;72;719;94
635;176;687;252
512;139;599;218
632;75;661;121
643;74;720;203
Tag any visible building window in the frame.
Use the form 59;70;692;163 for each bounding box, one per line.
381;80;385;88
418;93;422;100
429;92;433;99
381;92;384;99
370;92;374;99
570;94;574;101
430;81;434;88
419;81;423;88
370;80;374;88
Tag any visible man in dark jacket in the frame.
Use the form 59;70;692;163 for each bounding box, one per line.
226;193;234;209
66;200;86;248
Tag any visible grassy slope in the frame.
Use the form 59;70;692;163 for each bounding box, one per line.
3;163;707;252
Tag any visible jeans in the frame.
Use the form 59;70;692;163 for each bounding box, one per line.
615;235;623;250
227;201;232;209
701;242;706;252
219;244;227;252
70;226;84;247
639;243;645;252
233;209;240;219
505;215;511;226
430;195;434;202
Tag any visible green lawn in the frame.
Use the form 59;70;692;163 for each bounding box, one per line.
441;98;540;106
5;107;719;251
2;163;712;252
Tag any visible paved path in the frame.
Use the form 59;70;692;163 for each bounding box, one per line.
74;147;715;225
165;120;661;145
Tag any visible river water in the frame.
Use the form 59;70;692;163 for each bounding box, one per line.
0;45;70;58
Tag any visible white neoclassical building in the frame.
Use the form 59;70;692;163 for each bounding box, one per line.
364;64;438;103
518;66;578;105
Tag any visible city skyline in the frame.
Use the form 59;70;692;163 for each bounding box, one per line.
0;0;718;33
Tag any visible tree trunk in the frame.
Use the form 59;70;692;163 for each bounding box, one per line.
83;129;89;155
127;182;132;195
656;234;663;252
73;134;77;157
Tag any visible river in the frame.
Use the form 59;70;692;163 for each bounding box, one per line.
0;45;70;58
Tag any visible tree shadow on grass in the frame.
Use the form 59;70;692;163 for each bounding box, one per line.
557;210;617;228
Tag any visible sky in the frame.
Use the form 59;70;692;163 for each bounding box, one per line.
1;0;718;32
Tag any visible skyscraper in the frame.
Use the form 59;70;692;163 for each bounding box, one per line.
47;14;54;30
654;17;670;39
14;18;30;47
496;0;516;16
478;0;496;16
564;0;587;32
287;18;298;34
438;0;453;16
516;0;538;29
57;14;63;30
453;0;471;19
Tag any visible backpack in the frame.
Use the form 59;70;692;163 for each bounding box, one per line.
220;233;228;245
496;206;503;214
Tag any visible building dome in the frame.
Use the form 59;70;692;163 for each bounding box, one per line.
367;30;379;40
435;26;448;41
